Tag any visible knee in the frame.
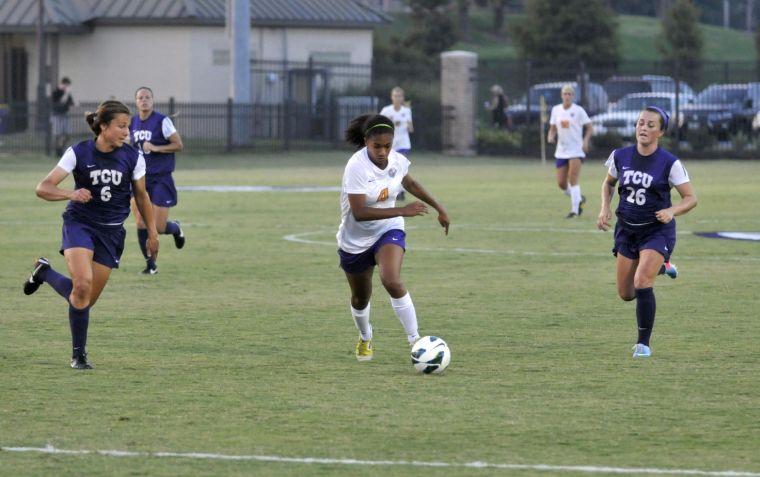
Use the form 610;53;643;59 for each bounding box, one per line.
351;296;369;310
380;275;404;296
618;291;636;301
70;277;92;307
633;276;654;290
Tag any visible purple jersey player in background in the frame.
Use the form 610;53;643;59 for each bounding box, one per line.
597;106;697;359
23;100;159;369
130;86;185;275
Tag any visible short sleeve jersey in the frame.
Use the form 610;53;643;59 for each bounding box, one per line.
57;140;145;227
549;103;591;159
380;105;413;150
605;146;689;229
130;111;177;175
336;148;411;254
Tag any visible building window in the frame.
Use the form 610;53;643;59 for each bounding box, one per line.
310;52;350;64
212;49;230;65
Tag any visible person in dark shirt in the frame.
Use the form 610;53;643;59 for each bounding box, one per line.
597;106;697;359
486;85;509;129
51;77;76;156
22;100;159;369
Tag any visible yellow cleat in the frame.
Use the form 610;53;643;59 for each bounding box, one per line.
355;338;373;362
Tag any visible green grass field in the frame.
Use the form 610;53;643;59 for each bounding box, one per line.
1;152;759;476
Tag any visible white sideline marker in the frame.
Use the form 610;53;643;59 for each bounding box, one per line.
2;445;759;476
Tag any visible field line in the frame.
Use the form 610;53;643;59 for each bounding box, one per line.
283;229;760;262
2;445;759;476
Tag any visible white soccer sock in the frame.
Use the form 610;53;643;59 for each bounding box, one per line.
351;303;372;341
390;292;419;345
570;184;582;214
563;187;571;196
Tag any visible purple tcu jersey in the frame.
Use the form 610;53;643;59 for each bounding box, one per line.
611;146;679;229
130;111;175;175
63;140;143;226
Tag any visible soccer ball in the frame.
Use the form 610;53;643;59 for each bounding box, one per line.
411;336;451;374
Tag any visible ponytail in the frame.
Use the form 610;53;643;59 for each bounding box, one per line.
344;113;394;149
85;100;131;136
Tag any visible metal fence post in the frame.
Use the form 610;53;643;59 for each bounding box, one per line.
226;98;233;152
525;60;532;126
169;96;175;116
44;103;52;156
674;62;681;154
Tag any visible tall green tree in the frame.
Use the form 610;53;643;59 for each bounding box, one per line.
457;0;470;41
513;0;620;69
404;0;459;56
658;0;704;84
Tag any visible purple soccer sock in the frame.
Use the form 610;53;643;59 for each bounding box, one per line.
40;267;73;301
163;221;180;235
68;304;90;356
137;228;150;259
635;287;656;346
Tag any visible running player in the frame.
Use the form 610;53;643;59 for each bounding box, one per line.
338;113;449;362
23;100;159;369
129;86;185;275
380;86;413;200
597;106;697;358
547;84;593;218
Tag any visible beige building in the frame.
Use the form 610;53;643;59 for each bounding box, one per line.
0;0;389;104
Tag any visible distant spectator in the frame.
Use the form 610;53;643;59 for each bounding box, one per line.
486;85;510;129
51;77;76;156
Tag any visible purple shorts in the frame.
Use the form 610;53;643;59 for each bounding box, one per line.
396;149;411;157
60;218;126;269
338;229;406;274
612;222;676;262
146;173;178;207
555;157;584;168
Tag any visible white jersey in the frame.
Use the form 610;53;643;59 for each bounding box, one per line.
549;103;591;159
337;148;411;254
380;105;412;150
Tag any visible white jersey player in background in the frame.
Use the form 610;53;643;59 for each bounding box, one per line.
380;86;414;200
547;84;593;218
337;113;449;363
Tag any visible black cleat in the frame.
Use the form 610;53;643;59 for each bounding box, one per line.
578;195;587;216
141;260;158;275
71;352;93;370
23;257;50;295
172;221;185;249
566;212;579;219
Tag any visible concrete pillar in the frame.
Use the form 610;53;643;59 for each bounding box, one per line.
441;50;477;156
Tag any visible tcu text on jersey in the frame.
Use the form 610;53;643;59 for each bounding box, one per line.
90;169;123;186
133;130;152;142
621;170;653;188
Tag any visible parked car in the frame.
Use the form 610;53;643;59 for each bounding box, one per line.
591;92;685;139
602;75;696;104
506;81;608;127
681;83;754;139
641;75;696;98
603;76;652;103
